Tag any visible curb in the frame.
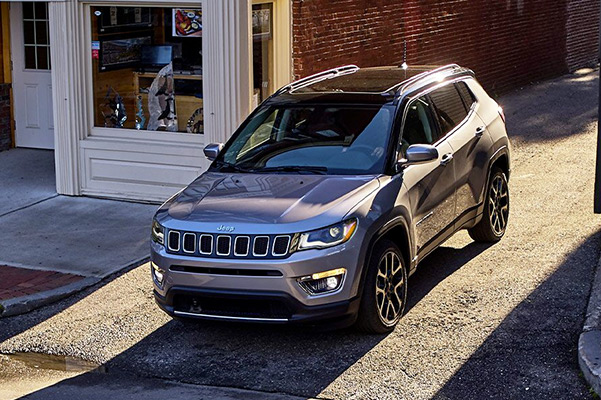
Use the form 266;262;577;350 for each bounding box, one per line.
0;276;99;318
579;256;601;395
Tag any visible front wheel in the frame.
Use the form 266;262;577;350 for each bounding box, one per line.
468;167;509;242
355;240;408;334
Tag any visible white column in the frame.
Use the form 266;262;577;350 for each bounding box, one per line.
48;0;84;195
203;0;252;144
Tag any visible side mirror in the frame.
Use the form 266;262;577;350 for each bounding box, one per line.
203;143;224;161
396;144;438;171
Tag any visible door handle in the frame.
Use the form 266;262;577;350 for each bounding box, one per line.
440;153;453;166
475;126;486;138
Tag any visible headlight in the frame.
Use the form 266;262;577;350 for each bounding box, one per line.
151;219;164;245
296;218;358;251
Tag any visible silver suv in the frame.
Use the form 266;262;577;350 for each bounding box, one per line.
150;64;510;333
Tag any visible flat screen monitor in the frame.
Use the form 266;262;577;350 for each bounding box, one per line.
141;45;173;67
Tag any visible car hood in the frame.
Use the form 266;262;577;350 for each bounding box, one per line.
160;172;380;232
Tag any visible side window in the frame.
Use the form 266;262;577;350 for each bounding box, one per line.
400;96;439;155
456;81;476;111
429;84;469;137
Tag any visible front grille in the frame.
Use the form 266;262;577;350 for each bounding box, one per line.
166;230;292;259
167;231;180;252
272;236;291;256
216;235;231;256
253;236;269;256
174;294;292;320
170;265;283;277
182;233;196;253
199;234;213;254
234;236;250;256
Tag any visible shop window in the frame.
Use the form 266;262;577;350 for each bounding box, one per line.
252;2;274;108
90;6;203;134
23;2;50;70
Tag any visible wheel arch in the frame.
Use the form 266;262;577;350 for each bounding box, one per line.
358;216;414;298
489;146;511;180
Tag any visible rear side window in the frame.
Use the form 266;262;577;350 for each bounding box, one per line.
429;84;468;136
456;81;476;110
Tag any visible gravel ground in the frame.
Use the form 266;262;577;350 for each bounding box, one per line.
1;69;600;400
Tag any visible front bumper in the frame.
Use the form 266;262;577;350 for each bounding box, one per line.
154;286;360;325
150;234;366;324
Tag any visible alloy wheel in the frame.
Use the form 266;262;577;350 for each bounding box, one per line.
375;251;405;326
488;174;509;236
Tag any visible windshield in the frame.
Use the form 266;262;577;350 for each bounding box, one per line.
213;105;394;175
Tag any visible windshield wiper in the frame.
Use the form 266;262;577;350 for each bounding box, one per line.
212;160;251;173
250;165;329;175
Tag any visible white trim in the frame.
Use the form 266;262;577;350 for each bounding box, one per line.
233;235;250;256
182;232;197;254
271;235;290;256
49;1;85;195
198;234;213;255
167;230;181;252
252;235;270;257
216;235;232;256
174;310;288;322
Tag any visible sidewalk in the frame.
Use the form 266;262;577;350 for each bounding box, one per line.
0;148;158;317
579;254;601;395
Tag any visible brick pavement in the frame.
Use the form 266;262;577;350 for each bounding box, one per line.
0;265;84;301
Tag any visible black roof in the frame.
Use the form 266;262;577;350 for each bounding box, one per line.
294;66;433;94
267;64;471;106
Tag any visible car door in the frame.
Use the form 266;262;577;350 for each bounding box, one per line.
429;82;493;221
399;94;456;255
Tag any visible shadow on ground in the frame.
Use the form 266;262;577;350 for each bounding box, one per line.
502;70;598;143
0;263;141;344
16;240;494;399
432;231;601;400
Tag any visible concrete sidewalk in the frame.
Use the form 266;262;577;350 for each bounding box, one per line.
579;255;601;395
0;148;158;316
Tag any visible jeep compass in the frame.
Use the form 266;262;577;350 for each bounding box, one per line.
150;64;511;333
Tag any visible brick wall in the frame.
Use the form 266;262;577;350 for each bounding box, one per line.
566;0;599;71
0;83;11;151
292;0;599;95
0;4;10;151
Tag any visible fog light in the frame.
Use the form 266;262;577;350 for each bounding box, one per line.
298;268;346;295
326;276;339;289
151;261;165;287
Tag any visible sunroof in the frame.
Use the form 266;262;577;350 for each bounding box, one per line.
295;66;433;94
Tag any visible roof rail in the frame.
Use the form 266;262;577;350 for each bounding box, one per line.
394;63;461;94
273;65;360;96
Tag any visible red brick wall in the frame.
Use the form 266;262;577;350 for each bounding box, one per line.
0;83;11;150
566;0;599;71
292;0;598;95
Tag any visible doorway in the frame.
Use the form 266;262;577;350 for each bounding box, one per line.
10;2;54;149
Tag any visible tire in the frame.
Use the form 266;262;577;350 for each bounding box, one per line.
468;167;509;242
355;239;408;334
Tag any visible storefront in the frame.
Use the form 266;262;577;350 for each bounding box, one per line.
3;0;291;202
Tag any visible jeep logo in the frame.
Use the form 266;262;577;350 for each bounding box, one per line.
217;225;235;233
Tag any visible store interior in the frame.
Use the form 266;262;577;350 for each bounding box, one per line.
91;6;204;134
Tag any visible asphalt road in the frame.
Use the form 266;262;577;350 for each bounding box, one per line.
1;69;601;400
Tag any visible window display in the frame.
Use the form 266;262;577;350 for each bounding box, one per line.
252;3;273;107
91;6;203;134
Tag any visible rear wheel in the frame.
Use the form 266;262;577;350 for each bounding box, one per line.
355;240;408;334
468;167;509;242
